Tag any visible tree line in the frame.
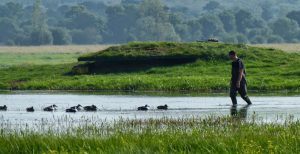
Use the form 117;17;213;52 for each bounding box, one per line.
2;0;300;45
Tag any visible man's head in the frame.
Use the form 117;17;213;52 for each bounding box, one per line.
228;50;237;61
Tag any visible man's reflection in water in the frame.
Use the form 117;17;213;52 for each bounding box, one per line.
230;104;251;120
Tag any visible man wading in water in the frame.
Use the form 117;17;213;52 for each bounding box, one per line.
229;51;252;105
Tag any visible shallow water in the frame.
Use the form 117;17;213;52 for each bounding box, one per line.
0;94;299;129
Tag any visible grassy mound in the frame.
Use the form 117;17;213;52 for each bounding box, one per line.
75;42;296;75
78;42;288;62
0;42;300;92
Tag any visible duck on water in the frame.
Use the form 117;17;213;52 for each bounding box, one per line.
66;104;83;113
157;104;168;110
26;106;34;112
0;105;7;111
43;104;57;112
1;104;169;112
138;105;150;111
70;104;83;111
83;105;97;111
66;108;77;113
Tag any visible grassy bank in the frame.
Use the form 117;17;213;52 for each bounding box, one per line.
0;116;299;153
0;42;300;92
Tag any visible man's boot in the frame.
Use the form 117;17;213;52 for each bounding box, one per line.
230;96;238;106
242;96;252;105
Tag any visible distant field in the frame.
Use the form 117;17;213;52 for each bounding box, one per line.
252;43;300;52
0;45;112;53
0;45;112;66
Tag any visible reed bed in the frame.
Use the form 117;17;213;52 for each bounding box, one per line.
0;115;299;153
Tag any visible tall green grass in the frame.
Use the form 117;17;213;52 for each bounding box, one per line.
0;116;299;153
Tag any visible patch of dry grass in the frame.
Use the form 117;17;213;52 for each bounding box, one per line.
0;45;113;54
252;43;300;52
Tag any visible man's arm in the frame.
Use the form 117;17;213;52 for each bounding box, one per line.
236;69;244;88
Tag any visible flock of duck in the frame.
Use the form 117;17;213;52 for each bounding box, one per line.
0;104;168;112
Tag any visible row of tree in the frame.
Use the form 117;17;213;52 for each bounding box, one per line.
2;0;300;45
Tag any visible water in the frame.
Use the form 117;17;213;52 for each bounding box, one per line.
0;94;299;130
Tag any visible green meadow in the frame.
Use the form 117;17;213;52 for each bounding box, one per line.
0;52;80;67
0;42;299;92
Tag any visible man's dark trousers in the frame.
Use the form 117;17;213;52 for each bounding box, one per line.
230;79;252;105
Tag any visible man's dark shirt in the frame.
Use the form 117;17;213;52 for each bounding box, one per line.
231;58;246;82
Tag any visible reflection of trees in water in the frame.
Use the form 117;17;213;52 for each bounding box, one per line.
230;104;251;121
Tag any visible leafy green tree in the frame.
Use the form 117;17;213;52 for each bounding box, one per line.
1;0;300;45
80;1;107;16
32;0;43;31
14;33;30;45
267;35;284;43
30;0;52;45
198;15;224;39
168;13;190;41
174;23;190;41
270;18;299;42
203;1;220;12
30;29;53;45
186;20;203;41
221;33;238;43
57;5;69;17
134;0;181;41
0;18;19;44
235;10;254;33
287;10;300;26
71;28;102;44
65;5;103;30
235;33;248;43
122;0;140;4
218;11;236;33
139;0;168;22
0;2;23;19
169;13;182;26
105;5;139;43
250;35;266;44
50;28;71;45
261;1;274;21
246;28;271;41
133;16;180;41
